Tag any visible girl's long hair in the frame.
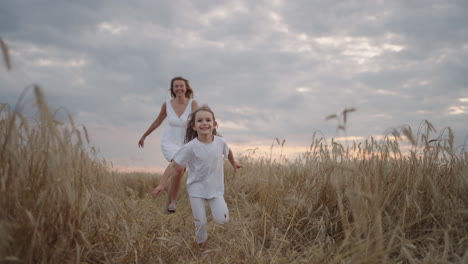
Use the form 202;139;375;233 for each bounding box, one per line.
185;105;219;143
169;76;194;99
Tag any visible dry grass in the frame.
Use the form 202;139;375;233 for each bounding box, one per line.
1;88;467;264
1;38;467;263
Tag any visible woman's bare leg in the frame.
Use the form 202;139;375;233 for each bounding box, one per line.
167;167;185;211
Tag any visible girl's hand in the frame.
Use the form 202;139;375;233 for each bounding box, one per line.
138;136;145;148
152;185;164;199
232;161;243;172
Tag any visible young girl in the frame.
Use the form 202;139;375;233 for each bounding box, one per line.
152;105;242;253
139;76;199;213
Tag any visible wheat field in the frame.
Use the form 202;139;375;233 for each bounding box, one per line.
1;86;467;264
1;38;468;264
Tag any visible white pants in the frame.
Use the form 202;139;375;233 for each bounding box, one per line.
189;196;229;244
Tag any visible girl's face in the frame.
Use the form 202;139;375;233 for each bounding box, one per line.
172;80;187;97
192;110;216;136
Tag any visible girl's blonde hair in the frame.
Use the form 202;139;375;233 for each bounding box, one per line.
185;105;219;143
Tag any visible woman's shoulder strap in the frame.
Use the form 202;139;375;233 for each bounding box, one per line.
166;99;175;116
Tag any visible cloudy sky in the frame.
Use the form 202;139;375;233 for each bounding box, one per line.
1;0;467;172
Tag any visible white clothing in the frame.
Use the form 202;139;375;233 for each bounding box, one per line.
173;136;230;199
189;196;229;244
161;99;193;161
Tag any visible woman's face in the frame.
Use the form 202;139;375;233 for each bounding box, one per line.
172;80;187;97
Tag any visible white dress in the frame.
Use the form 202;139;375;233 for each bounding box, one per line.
161;98;193;161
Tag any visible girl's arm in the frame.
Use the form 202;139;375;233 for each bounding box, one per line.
152;161;183;198
228;148;242;172
138;103;167;148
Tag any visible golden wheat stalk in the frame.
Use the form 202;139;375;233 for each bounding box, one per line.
0;37;11;71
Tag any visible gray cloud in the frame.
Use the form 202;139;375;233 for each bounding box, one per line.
1;0;467;170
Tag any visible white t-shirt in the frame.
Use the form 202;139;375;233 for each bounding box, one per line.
173;135;230;199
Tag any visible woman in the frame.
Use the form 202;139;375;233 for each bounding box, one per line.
138;76;199;213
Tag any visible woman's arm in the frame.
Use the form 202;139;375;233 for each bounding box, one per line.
191;99;199;112
138;103;167;148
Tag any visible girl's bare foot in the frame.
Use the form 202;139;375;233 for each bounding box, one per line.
199;241;208;256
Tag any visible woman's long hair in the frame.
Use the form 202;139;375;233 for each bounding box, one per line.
185;105;219;143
